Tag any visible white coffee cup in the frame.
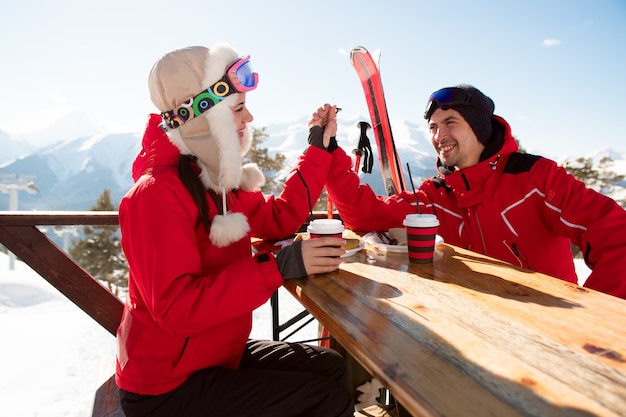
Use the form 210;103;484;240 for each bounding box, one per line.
307;219;344;238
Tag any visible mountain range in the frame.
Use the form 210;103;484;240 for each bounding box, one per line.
0;113;438;211
1;112;625;213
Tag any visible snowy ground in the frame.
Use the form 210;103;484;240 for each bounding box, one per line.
0;251;317;417
0;251;590;417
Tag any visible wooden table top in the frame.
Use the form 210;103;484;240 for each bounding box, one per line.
281;242;626;417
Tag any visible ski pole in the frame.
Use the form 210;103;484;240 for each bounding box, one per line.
353;121;373;174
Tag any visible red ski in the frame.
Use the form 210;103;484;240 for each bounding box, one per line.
350;46;406;195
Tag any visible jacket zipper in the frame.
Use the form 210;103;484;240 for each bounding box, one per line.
459;173;488;254
507;241;535;270
463;153;502;256
473;208;488;254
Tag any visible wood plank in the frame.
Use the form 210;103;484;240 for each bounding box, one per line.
92;375;125;417
0;210;119;226
285;244;626;417
286;276;523;417
0;224;123;335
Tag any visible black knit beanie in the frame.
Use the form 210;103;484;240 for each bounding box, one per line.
425;84;495;146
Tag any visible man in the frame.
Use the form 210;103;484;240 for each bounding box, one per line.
322;84;626;299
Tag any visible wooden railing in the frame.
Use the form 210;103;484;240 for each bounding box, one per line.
0;210;333;417
0;210;334;338
0;211;124;335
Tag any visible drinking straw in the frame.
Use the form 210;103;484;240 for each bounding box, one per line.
406;163;421;214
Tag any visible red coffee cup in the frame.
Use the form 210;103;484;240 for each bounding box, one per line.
403;214;440;263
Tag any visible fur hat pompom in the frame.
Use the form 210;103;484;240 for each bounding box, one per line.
210;212;250;247
240;163;265;192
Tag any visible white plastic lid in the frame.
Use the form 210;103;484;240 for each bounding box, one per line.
403;214;439;228
307;219;344;234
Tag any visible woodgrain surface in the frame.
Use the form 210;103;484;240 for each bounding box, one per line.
284;244;626;417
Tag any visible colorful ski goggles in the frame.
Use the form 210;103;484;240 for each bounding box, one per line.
424;87;472;119
161;56;259;129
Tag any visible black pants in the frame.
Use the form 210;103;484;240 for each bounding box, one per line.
120;339;354;417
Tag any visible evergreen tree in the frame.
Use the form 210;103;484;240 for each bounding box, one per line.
514;136;526;154
69;189;128;296
314;188;330;212
596;156;625;197
562;157;599;187
562;156;626;208
243;127;286;194
562;156;626;256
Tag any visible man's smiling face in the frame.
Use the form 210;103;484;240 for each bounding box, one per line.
428;108;485;170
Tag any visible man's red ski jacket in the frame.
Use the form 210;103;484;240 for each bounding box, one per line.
326;116;626;299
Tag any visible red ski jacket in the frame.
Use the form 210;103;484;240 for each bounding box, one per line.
116;115;331;395
326;116;626;299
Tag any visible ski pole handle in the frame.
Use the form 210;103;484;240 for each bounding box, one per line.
353;149;362;174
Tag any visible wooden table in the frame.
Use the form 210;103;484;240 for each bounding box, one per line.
282;243;626;417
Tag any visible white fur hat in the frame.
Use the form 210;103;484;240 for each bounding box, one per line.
148;43;265;247
148;42;263;192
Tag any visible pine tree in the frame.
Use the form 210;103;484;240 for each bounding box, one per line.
563;157;599;188
69;189;128;296
514;136;526;154
596;156;625;198
314;188;330;211
243;127;286;194
562;156;626;208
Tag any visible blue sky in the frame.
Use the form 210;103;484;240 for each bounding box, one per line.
1;0;625;159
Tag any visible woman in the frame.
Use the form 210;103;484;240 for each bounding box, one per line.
116;42;353;417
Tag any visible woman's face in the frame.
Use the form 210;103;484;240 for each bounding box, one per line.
231;93;254;144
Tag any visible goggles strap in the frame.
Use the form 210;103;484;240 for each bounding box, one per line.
161;57;258;129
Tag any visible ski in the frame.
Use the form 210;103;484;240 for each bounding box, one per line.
350;46;406;195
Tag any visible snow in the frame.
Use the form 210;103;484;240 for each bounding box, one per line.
0;250;590;416
0;251;317;417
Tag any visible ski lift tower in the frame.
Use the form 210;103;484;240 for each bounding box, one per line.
0;174;40;270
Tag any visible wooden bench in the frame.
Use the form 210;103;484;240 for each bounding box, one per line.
93;375;124;417
91;358;124;417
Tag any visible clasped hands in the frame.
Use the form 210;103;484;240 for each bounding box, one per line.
278;103;344;279
307;103;339;151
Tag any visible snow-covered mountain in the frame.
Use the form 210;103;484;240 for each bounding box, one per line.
1;114;625;212
0;115;437;211
263;113;437;195
0;132;142;211
0;129;36;165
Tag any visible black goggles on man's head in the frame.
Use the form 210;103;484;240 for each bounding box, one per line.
424;87;472;119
